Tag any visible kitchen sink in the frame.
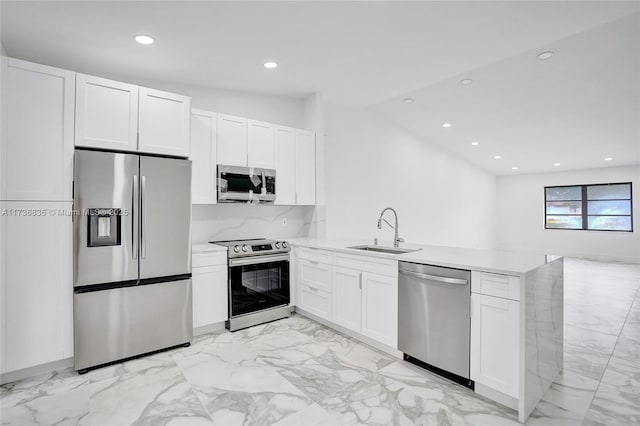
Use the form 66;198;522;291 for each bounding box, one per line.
347;245;420;255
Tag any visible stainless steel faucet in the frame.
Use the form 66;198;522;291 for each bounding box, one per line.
377;207;404;247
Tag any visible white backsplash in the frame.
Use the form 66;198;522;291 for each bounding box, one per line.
191;204;318;243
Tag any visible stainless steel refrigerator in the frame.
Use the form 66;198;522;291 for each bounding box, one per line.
73;149;192;372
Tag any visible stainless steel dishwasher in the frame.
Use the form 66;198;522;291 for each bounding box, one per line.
398;261;473;388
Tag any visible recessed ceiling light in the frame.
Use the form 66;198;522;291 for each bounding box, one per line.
512;166;519;170
494;155;502;160
134;35;154;45
460;79;473;85
553;163;561;166
537;51;554;60
471;141;479;146
442;123;451;128
403;98;414;104
604;157;613;161
264;61;278;69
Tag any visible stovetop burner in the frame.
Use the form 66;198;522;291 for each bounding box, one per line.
210;238;290;258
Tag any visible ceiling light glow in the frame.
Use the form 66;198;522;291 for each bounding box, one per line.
135;35;154;45
403;98;414;104
494;155;502;160
604;157;613;161
264;61;278;69
553;163;561;166
442;123;451;128
537;51;554;60
460;79;473;85
471;141;479;146
512;167;519;170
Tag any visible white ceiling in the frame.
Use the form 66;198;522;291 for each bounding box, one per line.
372;13;640;175
1;1;639;175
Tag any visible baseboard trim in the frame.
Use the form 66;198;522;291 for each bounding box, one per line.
193;322;226;336
1;357;74;385
294;307;403;359
474;382;518;411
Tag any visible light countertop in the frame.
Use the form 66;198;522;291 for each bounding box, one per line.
288;238;555;276
192;242;227;254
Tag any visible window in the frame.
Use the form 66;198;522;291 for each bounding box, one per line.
545;183;633;232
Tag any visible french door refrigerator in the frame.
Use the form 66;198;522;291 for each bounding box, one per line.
73;149;192;372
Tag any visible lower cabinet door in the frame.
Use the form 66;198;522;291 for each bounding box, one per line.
192;265;228;328
298;284;331;321
361;272;398;348
332;266;362;333
1;201;73;373
470;293;520;397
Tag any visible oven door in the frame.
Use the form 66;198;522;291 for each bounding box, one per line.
228;254;290;318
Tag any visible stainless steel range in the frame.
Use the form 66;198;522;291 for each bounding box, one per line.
211;238;291;331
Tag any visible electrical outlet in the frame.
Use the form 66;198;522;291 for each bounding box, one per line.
281;218;288;227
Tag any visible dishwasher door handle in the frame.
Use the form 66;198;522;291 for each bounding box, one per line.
399;270;468;285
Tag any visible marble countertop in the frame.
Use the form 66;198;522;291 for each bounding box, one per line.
192;242;227;254
288;237;554;276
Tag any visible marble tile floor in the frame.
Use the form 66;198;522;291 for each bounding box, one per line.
1;258;639;426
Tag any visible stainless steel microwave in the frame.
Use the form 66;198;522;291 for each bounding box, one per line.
217;165;276;203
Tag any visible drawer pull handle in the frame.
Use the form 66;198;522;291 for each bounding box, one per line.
309;286;319;292
308;260;319;265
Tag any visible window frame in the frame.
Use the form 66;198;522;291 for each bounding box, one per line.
544;182;633;232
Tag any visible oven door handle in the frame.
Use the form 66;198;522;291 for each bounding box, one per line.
228;253;290;267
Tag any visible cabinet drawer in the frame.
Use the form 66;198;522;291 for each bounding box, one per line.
298;259;332;292
471;271;520;301
295;246;333;264
193;252;227;268
298;283;331;321
334;252;397;277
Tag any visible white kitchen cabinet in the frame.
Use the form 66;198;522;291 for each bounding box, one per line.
0;201;73;374
217;114;247;166
75;74;139;152
190;110;218;204
274;126;296;205
247;120;274;169
75;74;191;157
361;272;398;348
192;264;228;328
297;283;332;321
295;129;316;205
298;259;332;292
1;58;74;201
138;88;191;157
332;266;362;333
471;293;520;398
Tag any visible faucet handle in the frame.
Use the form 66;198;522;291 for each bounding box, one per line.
397;237;405;243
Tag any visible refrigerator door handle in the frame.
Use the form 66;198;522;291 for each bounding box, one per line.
132;175;138;260
141;175;147;259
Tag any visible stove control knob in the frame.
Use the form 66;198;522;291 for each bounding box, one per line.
275;242;281;249
282;241;288;248
242;245;248;252
233;245;240;253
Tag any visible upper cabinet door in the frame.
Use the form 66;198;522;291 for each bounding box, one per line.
274;126;296;205
217;114;247;167
295;129;316;205
138;87;191;157
75;74;138;152
2;58;75;201
247;120;274;169
190;109;217;204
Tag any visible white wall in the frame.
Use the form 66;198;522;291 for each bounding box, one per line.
324;103;497;249
497;165;640;262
